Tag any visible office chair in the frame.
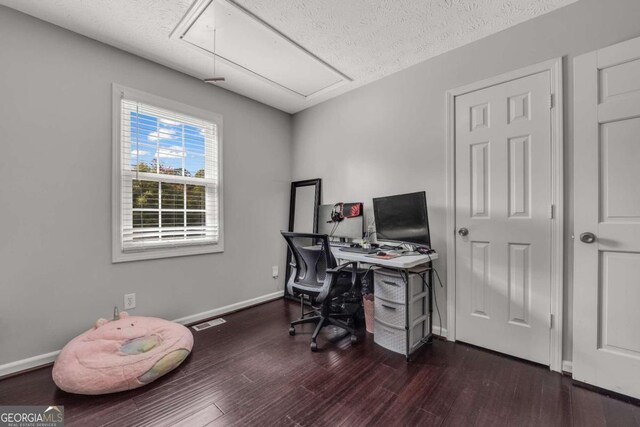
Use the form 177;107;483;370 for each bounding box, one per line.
281;231;360;351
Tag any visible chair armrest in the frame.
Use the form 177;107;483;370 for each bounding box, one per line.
326;261;357;274
327;261;359;288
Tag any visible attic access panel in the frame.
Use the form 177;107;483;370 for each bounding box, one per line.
173;0;351;98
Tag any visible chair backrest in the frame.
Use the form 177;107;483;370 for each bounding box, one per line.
281;232;337;287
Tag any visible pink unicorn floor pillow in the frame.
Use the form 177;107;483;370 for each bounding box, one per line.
52;312;193;395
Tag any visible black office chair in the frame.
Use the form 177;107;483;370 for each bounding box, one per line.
281;231;360;351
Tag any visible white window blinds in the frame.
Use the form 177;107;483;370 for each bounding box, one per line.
119;97;220;251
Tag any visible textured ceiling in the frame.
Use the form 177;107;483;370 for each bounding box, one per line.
0;0;579;113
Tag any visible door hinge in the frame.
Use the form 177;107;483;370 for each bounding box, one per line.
548;94;554;109
549;313;553;329
549;204;555;219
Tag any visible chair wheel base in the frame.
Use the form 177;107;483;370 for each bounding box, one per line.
310;341;318;352
350;334;359;344
289;327;296;336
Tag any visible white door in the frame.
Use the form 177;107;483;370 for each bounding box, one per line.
455;71;552;364
573;36;640;399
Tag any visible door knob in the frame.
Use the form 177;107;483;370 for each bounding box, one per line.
580;232;596;244
458;227;469;237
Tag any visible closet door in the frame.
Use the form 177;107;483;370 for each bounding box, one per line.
455;71;552;364
573;36;640;399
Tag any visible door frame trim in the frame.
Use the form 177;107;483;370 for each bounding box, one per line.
445;57;565;372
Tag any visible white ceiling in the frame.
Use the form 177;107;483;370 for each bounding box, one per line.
0;0;578;113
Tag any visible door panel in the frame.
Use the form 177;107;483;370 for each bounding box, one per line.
574;35;640;398
471;142;490;218
470;241;490;318
508;135;530;218
599;59;640;102
455;71;552;365
600;252;640;356
508;243;530;326
601;118;640;220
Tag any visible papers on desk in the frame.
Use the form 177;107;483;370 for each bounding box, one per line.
365;253;401;260
365;250;420;260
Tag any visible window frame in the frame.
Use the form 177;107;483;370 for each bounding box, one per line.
112;84;224;262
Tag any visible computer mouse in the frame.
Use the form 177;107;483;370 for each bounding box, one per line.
376;251;387;256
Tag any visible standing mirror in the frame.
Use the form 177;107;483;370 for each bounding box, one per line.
285;179;322;293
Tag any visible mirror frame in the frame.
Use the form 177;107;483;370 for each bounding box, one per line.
285;178;322;290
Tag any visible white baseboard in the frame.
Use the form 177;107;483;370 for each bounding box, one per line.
0;350;61;378
433;326;448;338
173;290;284;325
0;290;284;378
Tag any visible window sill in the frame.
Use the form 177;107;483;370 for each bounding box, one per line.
112;242;224;263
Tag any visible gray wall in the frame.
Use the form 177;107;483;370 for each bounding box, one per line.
291;0;640;362
0;6;291;365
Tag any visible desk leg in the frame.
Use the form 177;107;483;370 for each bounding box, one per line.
405;269;410;361
428;266;433;342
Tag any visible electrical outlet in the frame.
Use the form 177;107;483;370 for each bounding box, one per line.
272;266;279;279
124;293;136;310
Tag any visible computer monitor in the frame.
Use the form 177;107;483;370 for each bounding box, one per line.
317;204;364;240
372;191;431;247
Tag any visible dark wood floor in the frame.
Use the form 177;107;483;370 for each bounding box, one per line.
1;299;639;427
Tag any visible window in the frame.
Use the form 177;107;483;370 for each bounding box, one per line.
112;85;223;262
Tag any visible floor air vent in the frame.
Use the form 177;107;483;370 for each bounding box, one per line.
192;318;226;331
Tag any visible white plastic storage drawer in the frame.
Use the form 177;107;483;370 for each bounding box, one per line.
374;319;406;354
410;297;426;320
374;298;405;327
408;275;425;299
410;319;427;349
374;268;425;302
374;269;405;303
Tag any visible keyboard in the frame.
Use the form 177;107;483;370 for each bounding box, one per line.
329;242;351;248
339;247;379;254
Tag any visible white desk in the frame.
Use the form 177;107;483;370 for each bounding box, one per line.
331;247;438;269
332;247;438;360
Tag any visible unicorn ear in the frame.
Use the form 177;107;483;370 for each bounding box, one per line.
119;311;129;319
95;318;109;329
